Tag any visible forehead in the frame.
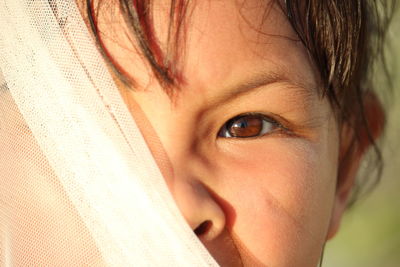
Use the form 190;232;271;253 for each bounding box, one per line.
154;0;317;97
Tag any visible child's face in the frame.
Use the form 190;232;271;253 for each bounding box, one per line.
97;0;344;266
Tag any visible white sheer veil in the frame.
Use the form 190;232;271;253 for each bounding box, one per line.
0;0;217;265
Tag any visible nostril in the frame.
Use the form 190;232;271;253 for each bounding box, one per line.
194;220;212;236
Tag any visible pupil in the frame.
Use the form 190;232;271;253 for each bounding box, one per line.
228;116;262;137
236;120;248;128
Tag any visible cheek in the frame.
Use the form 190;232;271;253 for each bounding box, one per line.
215;137;338;266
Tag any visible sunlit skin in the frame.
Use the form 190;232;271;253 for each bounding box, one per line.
77;0;380;266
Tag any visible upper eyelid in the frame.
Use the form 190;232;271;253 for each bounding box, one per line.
229;112;286;129
198;79;318;131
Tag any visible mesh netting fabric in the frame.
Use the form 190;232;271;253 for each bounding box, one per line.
0;1;217;266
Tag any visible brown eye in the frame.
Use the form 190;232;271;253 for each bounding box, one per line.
218;114;277;138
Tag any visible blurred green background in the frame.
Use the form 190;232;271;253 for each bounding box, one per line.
324;8;400;267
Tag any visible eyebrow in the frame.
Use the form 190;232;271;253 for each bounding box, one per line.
206;69;315;109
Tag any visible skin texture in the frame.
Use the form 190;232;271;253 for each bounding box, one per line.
77;0;382;266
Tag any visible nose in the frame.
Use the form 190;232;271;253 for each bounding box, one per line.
119;94;226;241
172;180;226;241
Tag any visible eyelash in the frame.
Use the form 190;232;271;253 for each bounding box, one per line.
217;112;287;139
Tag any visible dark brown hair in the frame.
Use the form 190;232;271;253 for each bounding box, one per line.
86;0;395;204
